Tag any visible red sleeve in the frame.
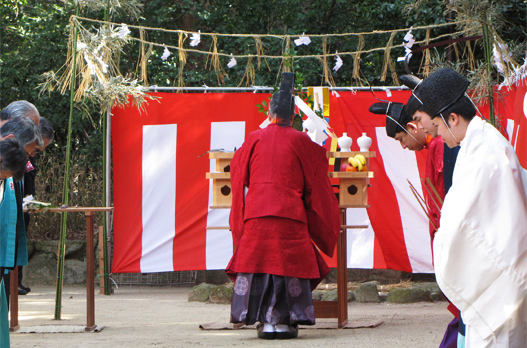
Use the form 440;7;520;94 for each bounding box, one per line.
228;137;254;246
425;137;446;238
303;145;341;257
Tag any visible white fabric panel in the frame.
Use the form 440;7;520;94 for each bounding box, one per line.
375;127;433;273
346;208;374;268
506;119;516;148
206;122;246;269
141;124;177;272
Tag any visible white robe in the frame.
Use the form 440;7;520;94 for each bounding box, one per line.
433;116;527;347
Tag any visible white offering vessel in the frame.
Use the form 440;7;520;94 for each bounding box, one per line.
357;132;372;152
338;132;352;152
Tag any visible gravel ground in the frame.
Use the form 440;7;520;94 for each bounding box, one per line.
10;286;453;348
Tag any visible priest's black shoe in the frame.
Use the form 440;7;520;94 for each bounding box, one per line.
275;324;298;339
19;284;31;293
256;323;275;339
18;287;28;295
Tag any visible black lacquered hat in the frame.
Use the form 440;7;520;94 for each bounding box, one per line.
399;74;423;118
399;74;422;89
413;68;470;117
369;102;409;138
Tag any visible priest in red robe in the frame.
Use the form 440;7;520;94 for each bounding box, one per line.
226;92;340;340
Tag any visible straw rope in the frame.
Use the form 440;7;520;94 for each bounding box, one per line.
71;17;467;61
45;14;485;103
71;15;470;38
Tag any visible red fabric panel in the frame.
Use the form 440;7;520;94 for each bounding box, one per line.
511;83;527;168
112;93;268;273
330;91;414;272
111;101;145;273
473;83;526;167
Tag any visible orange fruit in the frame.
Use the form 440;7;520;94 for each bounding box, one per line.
346;165;358;172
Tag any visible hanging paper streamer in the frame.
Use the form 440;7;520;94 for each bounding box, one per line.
294;32;311;46
334;53;343;72
119;24;131;39
501;58;527;88
398;27;415;62
96;55;109;73
83;53;96;75
493;41;511;74
190;30;201;47
295;96;335;145
161;45;171;61
227;54;237;68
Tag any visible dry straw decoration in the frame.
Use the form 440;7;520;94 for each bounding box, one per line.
177;32;188;89
40;16;155;113
49;14;519;100
353;34;365;81
239;56;256;87
381;31;399;85
321;36;336;87
206;35;227;85
421;28;431;77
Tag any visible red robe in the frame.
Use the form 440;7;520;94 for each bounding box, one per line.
425;136;445;240
226;124;341;288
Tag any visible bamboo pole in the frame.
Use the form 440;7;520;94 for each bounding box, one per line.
408;184;437;231
55;4;79;320
101;0;112;296
406;179;430;211
421;178;442;212
482;22;495;126
425;177;444;206
103;105;111;295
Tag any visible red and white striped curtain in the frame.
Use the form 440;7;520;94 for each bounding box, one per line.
111;83;526;274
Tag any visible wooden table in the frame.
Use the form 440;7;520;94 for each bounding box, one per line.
312;210;368;328
311;151;375;328
11;206;113;332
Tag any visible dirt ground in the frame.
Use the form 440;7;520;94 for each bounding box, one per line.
10;286;453;348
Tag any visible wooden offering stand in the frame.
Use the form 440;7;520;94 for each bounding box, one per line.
205;152;235;209
312;151;375;328
328;151;375;208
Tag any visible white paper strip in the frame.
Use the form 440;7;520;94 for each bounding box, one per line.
206;122;245;269
227;54;237;68
294;33;311;46
161;46;171;61
119;24;130;39
141;124;177;272
190;30;201;47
